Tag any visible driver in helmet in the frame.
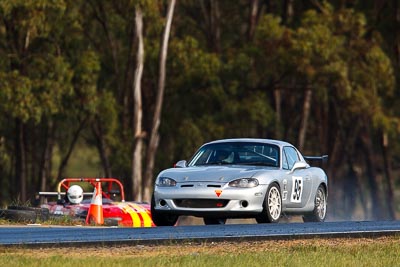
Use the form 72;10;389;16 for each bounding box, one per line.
66;185;83;204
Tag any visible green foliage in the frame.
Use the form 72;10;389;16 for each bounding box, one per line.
72;50;101;114
0;0;67;38
31;56;74;116
290;9;349;100
288;4;396;133
0;0;399;219
252;14;291;87
0;0;73;124
169;36;221;88
0;71;37;122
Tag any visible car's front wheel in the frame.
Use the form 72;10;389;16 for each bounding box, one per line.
151;194;179;226
256;183;282;223
303;185;327;222
203;217;227;225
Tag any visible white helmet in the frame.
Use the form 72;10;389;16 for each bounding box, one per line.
67;185;83;204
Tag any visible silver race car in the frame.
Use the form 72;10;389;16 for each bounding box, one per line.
151;138;328;225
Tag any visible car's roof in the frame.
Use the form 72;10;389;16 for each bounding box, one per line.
203;138;294;148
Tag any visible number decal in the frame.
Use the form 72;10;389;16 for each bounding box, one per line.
291;176;303;203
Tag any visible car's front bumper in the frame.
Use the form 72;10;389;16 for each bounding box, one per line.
153;184;268;217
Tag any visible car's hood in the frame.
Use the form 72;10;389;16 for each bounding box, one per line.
158;165;278;183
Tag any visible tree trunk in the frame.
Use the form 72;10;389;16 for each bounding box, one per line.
248;0;260;41
350;152;369;218
282;0;294;25
92;121;112;177
274;88;282;139
326;138;345;218
265;0;278;14
298;88;312;150
144;0;176;202
344;159;358;220
132;7;144;201
89;1;130;138
211;0;220;53
40;120;55;192
325;103;345;219
200;0;220;53
393;0;400;65
381;132;395;219
15;119;27;202
373;0;388;25
360;126;384;220
57;118;87;180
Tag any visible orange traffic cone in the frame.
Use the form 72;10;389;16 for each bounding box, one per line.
86;181;104;225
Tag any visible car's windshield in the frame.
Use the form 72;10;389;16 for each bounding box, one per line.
188;142;280;167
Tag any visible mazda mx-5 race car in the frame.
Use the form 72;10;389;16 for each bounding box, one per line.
39;178;154;227
151;138;328;226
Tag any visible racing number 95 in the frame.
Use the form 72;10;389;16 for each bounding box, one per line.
291;176;303;203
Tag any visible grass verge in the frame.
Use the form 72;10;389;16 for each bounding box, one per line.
0;236;399;267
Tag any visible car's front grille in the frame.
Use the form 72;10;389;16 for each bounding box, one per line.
173;199;229;208
179;184;222;188
207;184;221;188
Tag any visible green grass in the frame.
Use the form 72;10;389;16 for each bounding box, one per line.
0;237;399;267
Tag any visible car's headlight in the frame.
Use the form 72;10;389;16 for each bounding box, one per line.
156;177;177;187
228;178;259;188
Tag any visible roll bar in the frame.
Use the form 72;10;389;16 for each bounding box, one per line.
56;178;125;202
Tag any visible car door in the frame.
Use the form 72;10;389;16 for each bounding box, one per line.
281;146;312;209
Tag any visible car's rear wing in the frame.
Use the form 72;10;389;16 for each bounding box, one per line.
38;178;126;204
304;155;328;163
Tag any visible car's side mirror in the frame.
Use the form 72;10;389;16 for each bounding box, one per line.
288;161;309;174
174;160;187;168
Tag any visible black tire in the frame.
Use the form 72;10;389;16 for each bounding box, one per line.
0;209;6;219
203;217;227;225
256;183;282;223
303;185;327;222
7;206;50;222
0;209;37;223
104;218;120;226
151;194;179;226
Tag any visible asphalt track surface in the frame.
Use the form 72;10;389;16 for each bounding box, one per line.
1;220;400;247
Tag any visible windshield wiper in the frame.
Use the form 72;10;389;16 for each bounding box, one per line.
197;161;233;166
240;162;276;167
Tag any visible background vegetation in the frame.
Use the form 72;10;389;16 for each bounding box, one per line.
0;0;399;221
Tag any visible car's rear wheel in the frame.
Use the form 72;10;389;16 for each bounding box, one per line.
0;209;37;223
203;217;227;225
151;194;179;226
0;206;50;223
303;185;327;222
256;183;281;223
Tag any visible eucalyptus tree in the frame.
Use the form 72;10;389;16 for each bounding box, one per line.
0;0;74;202
285;4;395;219
0;0;107;203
